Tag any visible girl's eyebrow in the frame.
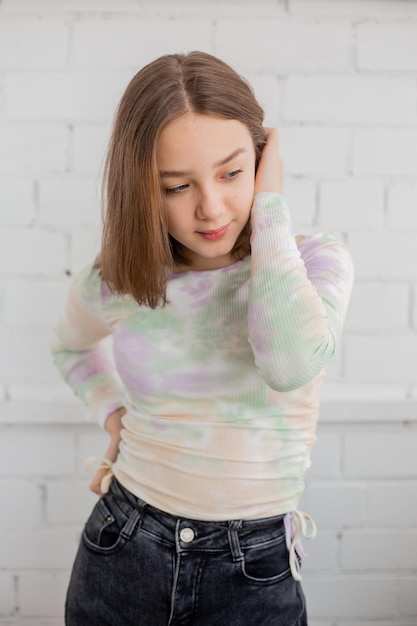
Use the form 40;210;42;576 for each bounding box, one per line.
159;147;247;178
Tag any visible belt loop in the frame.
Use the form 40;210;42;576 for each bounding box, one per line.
227;520;243;563
119;496;147;539
120;509;141;540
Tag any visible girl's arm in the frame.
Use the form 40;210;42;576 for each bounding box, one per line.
52;266;127;494
88;406;126;495
51;264;125;426
248;129;354;390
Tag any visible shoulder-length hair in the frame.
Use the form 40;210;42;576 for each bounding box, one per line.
97;51;266;308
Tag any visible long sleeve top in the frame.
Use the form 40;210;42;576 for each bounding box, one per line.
51;193;353;521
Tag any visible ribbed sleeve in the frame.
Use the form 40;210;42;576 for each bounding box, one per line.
248;193;353;391
50;265;125;427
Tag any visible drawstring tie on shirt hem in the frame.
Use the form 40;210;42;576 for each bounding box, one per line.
283;510;317;581
85;456;114;494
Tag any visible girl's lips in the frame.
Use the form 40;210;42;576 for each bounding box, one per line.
196;224;230;241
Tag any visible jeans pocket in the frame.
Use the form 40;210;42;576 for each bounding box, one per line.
82;494;140;555
240;534;291;585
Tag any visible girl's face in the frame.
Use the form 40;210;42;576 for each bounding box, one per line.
156;113;256;271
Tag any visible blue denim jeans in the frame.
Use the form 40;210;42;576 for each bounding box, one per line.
66;479;308;625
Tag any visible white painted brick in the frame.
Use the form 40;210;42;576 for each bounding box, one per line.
357;23;417;71
0;574;15;615
69;227;101;275
344;431;417;478
341;530;417;571
346;283;409;331
2;0;138;11
398;578;417;617
0;401;86;427
0;331;67;383
301;483;367;528
0;179;34;226
19;573;68;617
0;429;75;476
1;617;64;626
72;18;212;68
245;74;280;128
0;284;4;326
320;400;417;424
284;76;416;125
319;181;383;231
38;178;101;227
0;126;67;174
1;0;282;14
301;530;338;572
0;530;75;569
0;18;68;68
285;178;317;228
0;481;42;529
352;130;417;177
280;128;348;176
346;335;417;384
72;125;110;174
348;232;417;280
307;433;341;478
3;386;79;407
4;280;69;329
0;229;67;277
77;429;110;472
333;622;417;626
322;342;344;382
303;576;398;619
46;481;96;524
0;85;4;123
321;382;407;403
5;71;132;122
291;0;417;17
368;482;417;527
387;184;417;231
216;20;351;73
414;284;417;331
170;0;287;18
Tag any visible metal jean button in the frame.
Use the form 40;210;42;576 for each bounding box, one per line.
180;527;195;543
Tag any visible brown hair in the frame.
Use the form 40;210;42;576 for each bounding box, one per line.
98;51;266;308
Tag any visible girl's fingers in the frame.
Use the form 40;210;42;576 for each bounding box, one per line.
255;127;283;195
89;467;112;495
85;455;115;495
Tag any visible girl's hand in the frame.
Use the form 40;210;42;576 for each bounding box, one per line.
88;407;126;495
254;128;284;195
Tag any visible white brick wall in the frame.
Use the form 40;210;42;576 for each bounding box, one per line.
0;0;416;623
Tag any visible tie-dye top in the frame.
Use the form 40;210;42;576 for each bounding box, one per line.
52;193;353;521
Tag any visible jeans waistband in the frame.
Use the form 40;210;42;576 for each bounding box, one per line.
107;478;316;580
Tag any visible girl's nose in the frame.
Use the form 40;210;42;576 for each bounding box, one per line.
195;189;224;221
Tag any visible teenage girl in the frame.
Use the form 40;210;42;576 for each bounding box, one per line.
52;51;353;625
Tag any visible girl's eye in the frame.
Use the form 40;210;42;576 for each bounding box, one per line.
166;184;189;194
224;169;242;180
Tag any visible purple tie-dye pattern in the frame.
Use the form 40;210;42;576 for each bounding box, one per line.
51;193;353;521
67;357;111;387
177;275;214;308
